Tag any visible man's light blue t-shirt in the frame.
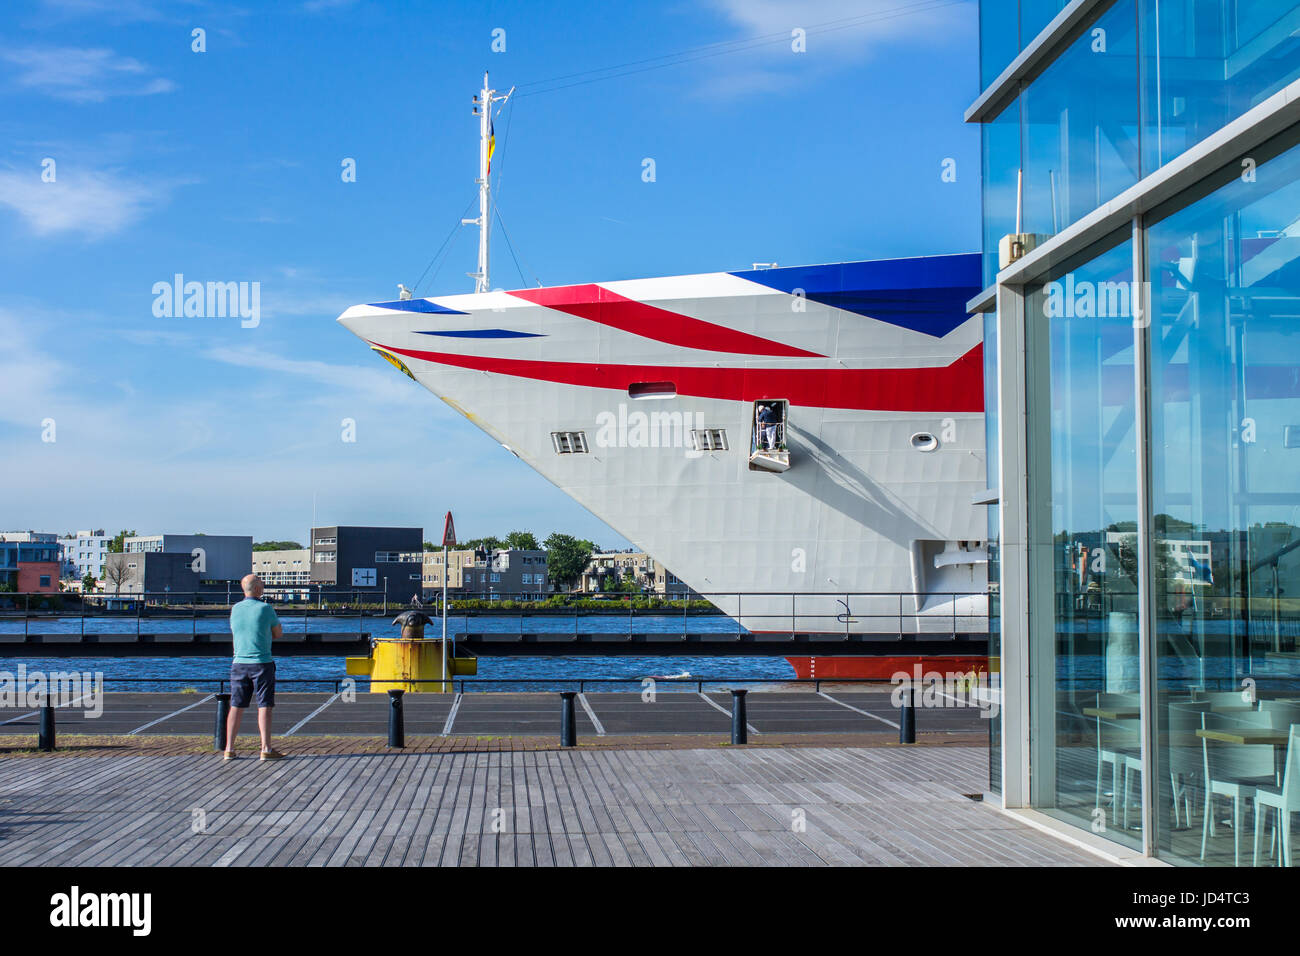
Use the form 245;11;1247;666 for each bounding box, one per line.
231;598;279;664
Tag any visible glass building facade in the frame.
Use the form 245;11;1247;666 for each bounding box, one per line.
976;0;1300;864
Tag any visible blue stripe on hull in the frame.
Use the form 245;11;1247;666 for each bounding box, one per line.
730;253;981;338
367;299;468;314
415;329;544;339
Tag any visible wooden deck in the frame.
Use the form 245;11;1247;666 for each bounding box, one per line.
0;746;1107;866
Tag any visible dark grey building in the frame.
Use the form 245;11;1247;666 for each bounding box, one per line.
124;534;252;583
103;552;207;597
309;526;423;603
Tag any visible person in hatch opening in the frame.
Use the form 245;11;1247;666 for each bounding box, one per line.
757;402;781;450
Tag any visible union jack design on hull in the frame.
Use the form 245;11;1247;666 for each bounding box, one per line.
337;254;990;665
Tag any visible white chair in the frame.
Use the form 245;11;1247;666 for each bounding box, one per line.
1194;690;1258;708
1253;724;1299;867
1201;711;1275;866
1167;701;1211;829
1095;693;1141;828
1260;700;1300;726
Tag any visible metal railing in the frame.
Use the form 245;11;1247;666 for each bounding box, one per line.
1;590;989;638
46;675;936;694
0;592;372;639
690;591;986;636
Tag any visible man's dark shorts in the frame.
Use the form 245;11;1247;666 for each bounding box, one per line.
230;662;275;708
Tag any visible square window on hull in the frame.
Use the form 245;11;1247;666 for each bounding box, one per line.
689;428;729;452
551;431;588;454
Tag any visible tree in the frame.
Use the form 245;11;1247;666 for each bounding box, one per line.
603;571;638;594
461;536;504;553
254;540;303;551
544;533;594;589
108;529;137;554
505;530;540;551
103;558;131;595
82;573;96;592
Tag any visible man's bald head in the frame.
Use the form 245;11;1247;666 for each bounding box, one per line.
241;573;264;598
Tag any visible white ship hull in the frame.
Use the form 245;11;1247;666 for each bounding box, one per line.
338;255;988;634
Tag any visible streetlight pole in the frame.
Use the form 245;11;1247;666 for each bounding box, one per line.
441;543;448;692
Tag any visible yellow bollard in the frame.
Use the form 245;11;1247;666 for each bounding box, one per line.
346;611;476;693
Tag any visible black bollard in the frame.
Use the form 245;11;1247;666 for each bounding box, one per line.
560;691;577;747
730;689;748;745
38;704;55;752
387;689;405;748
899;686;916;744
214;693;230;752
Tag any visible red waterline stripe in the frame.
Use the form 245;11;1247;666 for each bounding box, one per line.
374;342;985;413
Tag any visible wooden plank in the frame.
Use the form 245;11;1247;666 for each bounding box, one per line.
0;746;1112;867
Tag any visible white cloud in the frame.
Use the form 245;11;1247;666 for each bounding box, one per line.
203;344;419;406
1;46;176;103
701;0;971;96
0;168;167;238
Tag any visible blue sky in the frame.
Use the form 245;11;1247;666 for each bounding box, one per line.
0;0;980;548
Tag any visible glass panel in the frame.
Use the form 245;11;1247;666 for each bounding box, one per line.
1029;235;1142;849
1140;1;1300;176
1149;135;1300;866
982;98;1021;287
981;0;1021;89
985;305;1003;794
1023;1;1140;240
1020;0;1070;52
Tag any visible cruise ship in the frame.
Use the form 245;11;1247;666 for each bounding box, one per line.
337;254;990;678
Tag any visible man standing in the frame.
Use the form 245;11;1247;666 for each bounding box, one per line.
757;402;779;450
225;573;284;760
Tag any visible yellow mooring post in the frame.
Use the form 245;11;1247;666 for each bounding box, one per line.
346;610;476;693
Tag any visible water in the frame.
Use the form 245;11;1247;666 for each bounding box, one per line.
1;613;796;691
4;655;798;692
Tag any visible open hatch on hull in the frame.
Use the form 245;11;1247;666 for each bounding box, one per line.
749;399;790;473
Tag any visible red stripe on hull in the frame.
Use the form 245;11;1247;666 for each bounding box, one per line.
786;656;988;681
376;342;984;413
509;284;824;358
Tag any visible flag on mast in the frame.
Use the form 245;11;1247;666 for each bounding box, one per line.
487;114;496;175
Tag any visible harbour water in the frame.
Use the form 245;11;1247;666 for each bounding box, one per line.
0;613;796;691
3;654;798;692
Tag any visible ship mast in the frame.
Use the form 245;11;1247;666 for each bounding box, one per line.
464;71;513;293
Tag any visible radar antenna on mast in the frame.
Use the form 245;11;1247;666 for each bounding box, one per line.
462;71;514;293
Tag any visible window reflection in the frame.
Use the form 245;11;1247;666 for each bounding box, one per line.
1023;1;1139;240
1149;136;1300;866
1029;236;1142;848
1140;2;1300;176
